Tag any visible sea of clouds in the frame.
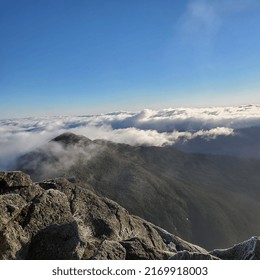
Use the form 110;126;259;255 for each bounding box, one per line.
1;104;260;170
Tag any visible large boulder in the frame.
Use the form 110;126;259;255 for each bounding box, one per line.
0;171;33;188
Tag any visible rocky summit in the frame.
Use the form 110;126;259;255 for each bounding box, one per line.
0;171;259;260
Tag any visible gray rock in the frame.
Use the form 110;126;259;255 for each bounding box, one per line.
152;224;207;253
39;178;174;252
22;189;74;235
0;172;74;259
0;171;43;202
0;194;27;230
0;171;33;188
210;236;260;260
0;221;29;259
91;240;126;260
120;237;174;260
1;171;259;260
27;222;84;260
170;250;219;260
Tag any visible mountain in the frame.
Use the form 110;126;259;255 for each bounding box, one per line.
1;171;259;260
16;132;260;250
174;126;260;159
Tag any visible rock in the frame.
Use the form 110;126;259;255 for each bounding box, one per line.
39;178;172;251
21;189;74;235
0;222;29;259
120;237;174;260
0;174;74;259
152;225;207;253
27;222;84;260
0;172;42;259
80;241;97;260
210;236;260;260
170;250;219;260
0;171;33;188
0;194;27;230
0;171;43;202
91;240;126;260
1;171;259;260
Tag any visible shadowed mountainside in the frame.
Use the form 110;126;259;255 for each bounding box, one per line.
16;132;260;250
174;126;260;159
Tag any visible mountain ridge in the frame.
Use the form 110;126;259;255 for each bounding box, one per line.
16;132;260;250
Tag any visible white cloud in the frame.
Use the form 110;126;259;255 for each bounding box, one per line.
178;0;260;45
17;140;103;181
0;104;260;170
180;0;221;38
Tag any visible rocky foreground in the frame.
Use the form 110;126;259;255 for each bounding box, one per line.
0;171;259;260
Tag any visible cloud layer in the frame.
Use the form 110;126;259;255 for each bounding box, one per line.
1;104;260;170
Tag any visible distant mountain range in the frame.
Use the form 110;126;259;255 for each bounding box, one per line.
16;132;260;250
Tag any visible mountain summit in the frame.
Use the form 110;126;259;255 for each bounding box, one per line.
52;132;92;146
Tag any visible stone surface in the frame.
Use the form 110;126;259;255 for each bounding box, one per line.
0;171;33;188
120;237;174;260
0;171;259;260
22;188;74;235
91;240;126;260
170;250;219;260
210;236;260;260
153;225;207;254
0;194;27;230
0;221;29;259
27;222;84;260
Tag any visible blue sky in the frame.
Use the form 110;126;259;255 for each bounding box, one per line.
1;0;260;118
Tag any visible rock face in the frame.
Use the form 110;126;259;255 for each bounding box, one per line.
0;171;259;260
210;237;260;260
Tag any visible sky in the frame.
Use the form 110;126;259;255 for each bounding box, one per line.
1;0;260;118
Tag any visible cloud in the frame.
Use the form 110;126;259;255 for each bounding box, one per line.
1;104;260;170
17;139;103;181
178;0;260;45
179;0;221;40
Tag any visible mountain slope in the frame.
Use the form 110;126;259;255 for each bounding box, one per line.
16;132;260;250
